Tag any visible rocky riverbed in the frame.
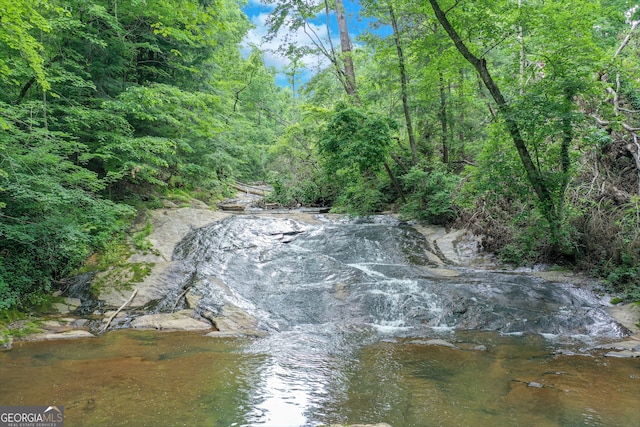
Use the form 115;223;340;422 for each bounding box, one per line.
3;193;640;359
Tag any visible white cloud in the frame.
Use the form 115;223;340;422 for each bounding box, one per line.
242;6;336;85
246;0;273;6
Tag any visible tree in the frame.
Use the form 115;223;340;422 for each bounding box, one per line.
0;0;52;92
263;0;360;101
428;0;602;252
0;0;276;309
334;0;358;100
319;102;403;213
388;2;417;164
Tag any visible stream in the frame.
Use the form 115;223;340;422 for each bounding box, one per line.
1;214;639;426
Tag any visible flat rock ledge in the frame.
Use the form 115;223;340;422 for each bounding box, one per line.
129;310;212;331
22;330;95;341
27;329;95;341
15;319;95;343
592;339;640;358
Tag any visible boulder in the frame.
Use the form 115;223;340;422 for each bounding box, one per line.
26;330;95;341
130;310;211;331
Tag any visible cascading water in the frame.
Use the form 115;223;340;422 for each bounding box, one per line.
163;214;625;339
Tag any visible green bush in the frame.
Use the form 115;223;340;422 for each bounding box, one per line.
266;171;334;207
0;177;134;309
400;165;459;224
333;175;387;215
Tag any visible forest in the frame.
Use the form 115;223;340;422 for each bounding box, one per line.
0;0;639;312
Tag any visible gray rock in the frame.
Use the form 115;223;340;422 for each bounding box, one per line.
209;305;265;337
593;340;640;351
73;318;89;328
605;350;640;358
185;290;202;309
63;297;82;308
130;310;211;331
409;339;458;348
26;330;95;341
51;303;72;314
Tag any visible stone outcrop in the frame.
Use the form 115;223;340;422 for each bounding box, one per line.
98;206;232;309
592;339;640;358
16;193;640;343
130;310;211;331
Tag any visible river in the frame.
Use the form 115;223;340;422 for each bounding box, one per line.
1;214;638;426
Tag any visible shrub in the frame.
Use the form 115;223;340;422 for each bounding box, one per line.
400;165;460;224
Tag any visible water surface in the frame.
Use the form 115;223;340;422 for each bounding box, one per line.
1;329;638;426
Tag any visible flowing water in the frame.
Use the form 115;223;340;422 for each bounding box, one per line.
1;215;639;426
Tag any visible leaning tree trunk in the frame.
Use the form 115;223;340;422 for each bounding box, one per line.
389;4;418;165
428;0;561;239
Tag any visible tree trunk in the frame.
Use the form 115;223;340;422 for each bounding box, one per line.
334;0;358;100
439;71;449;165
428;0;561;236
384;162;406;203
457;68;466;159
389;4;417;165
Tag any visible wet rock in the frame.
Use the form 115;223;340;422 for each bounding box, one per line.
591;340;640;351
409;339;458;348
130;310;211;331
219;203;245;211
207;305;265;337
605;303;640;335
73;318;90;328
51;297;82;314
25;330;95;341
99;262;183;308
185;290;201;309
604;350;640;358
135;207;230;262
412;224;484;266
97;207;231;309
163;215;627;338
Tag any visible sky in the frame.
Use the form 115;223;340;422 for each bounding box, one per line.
241;0;373;87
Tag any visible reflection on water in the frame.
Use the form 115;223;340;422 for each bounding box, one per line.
1;329;639;427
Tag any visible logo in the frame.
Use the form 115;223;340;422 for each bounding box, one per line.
0;406;64;427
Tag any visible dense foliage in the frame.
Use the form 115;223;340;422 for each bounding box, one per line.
1;0;639;310
0;0;289;308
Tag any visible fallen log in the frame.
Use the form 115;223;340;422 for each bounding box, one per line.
231;182;269;196
219;204;246;211
101;289;138;333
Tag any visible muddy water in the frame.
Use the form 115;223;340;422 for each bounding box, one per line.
1;330;638;427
